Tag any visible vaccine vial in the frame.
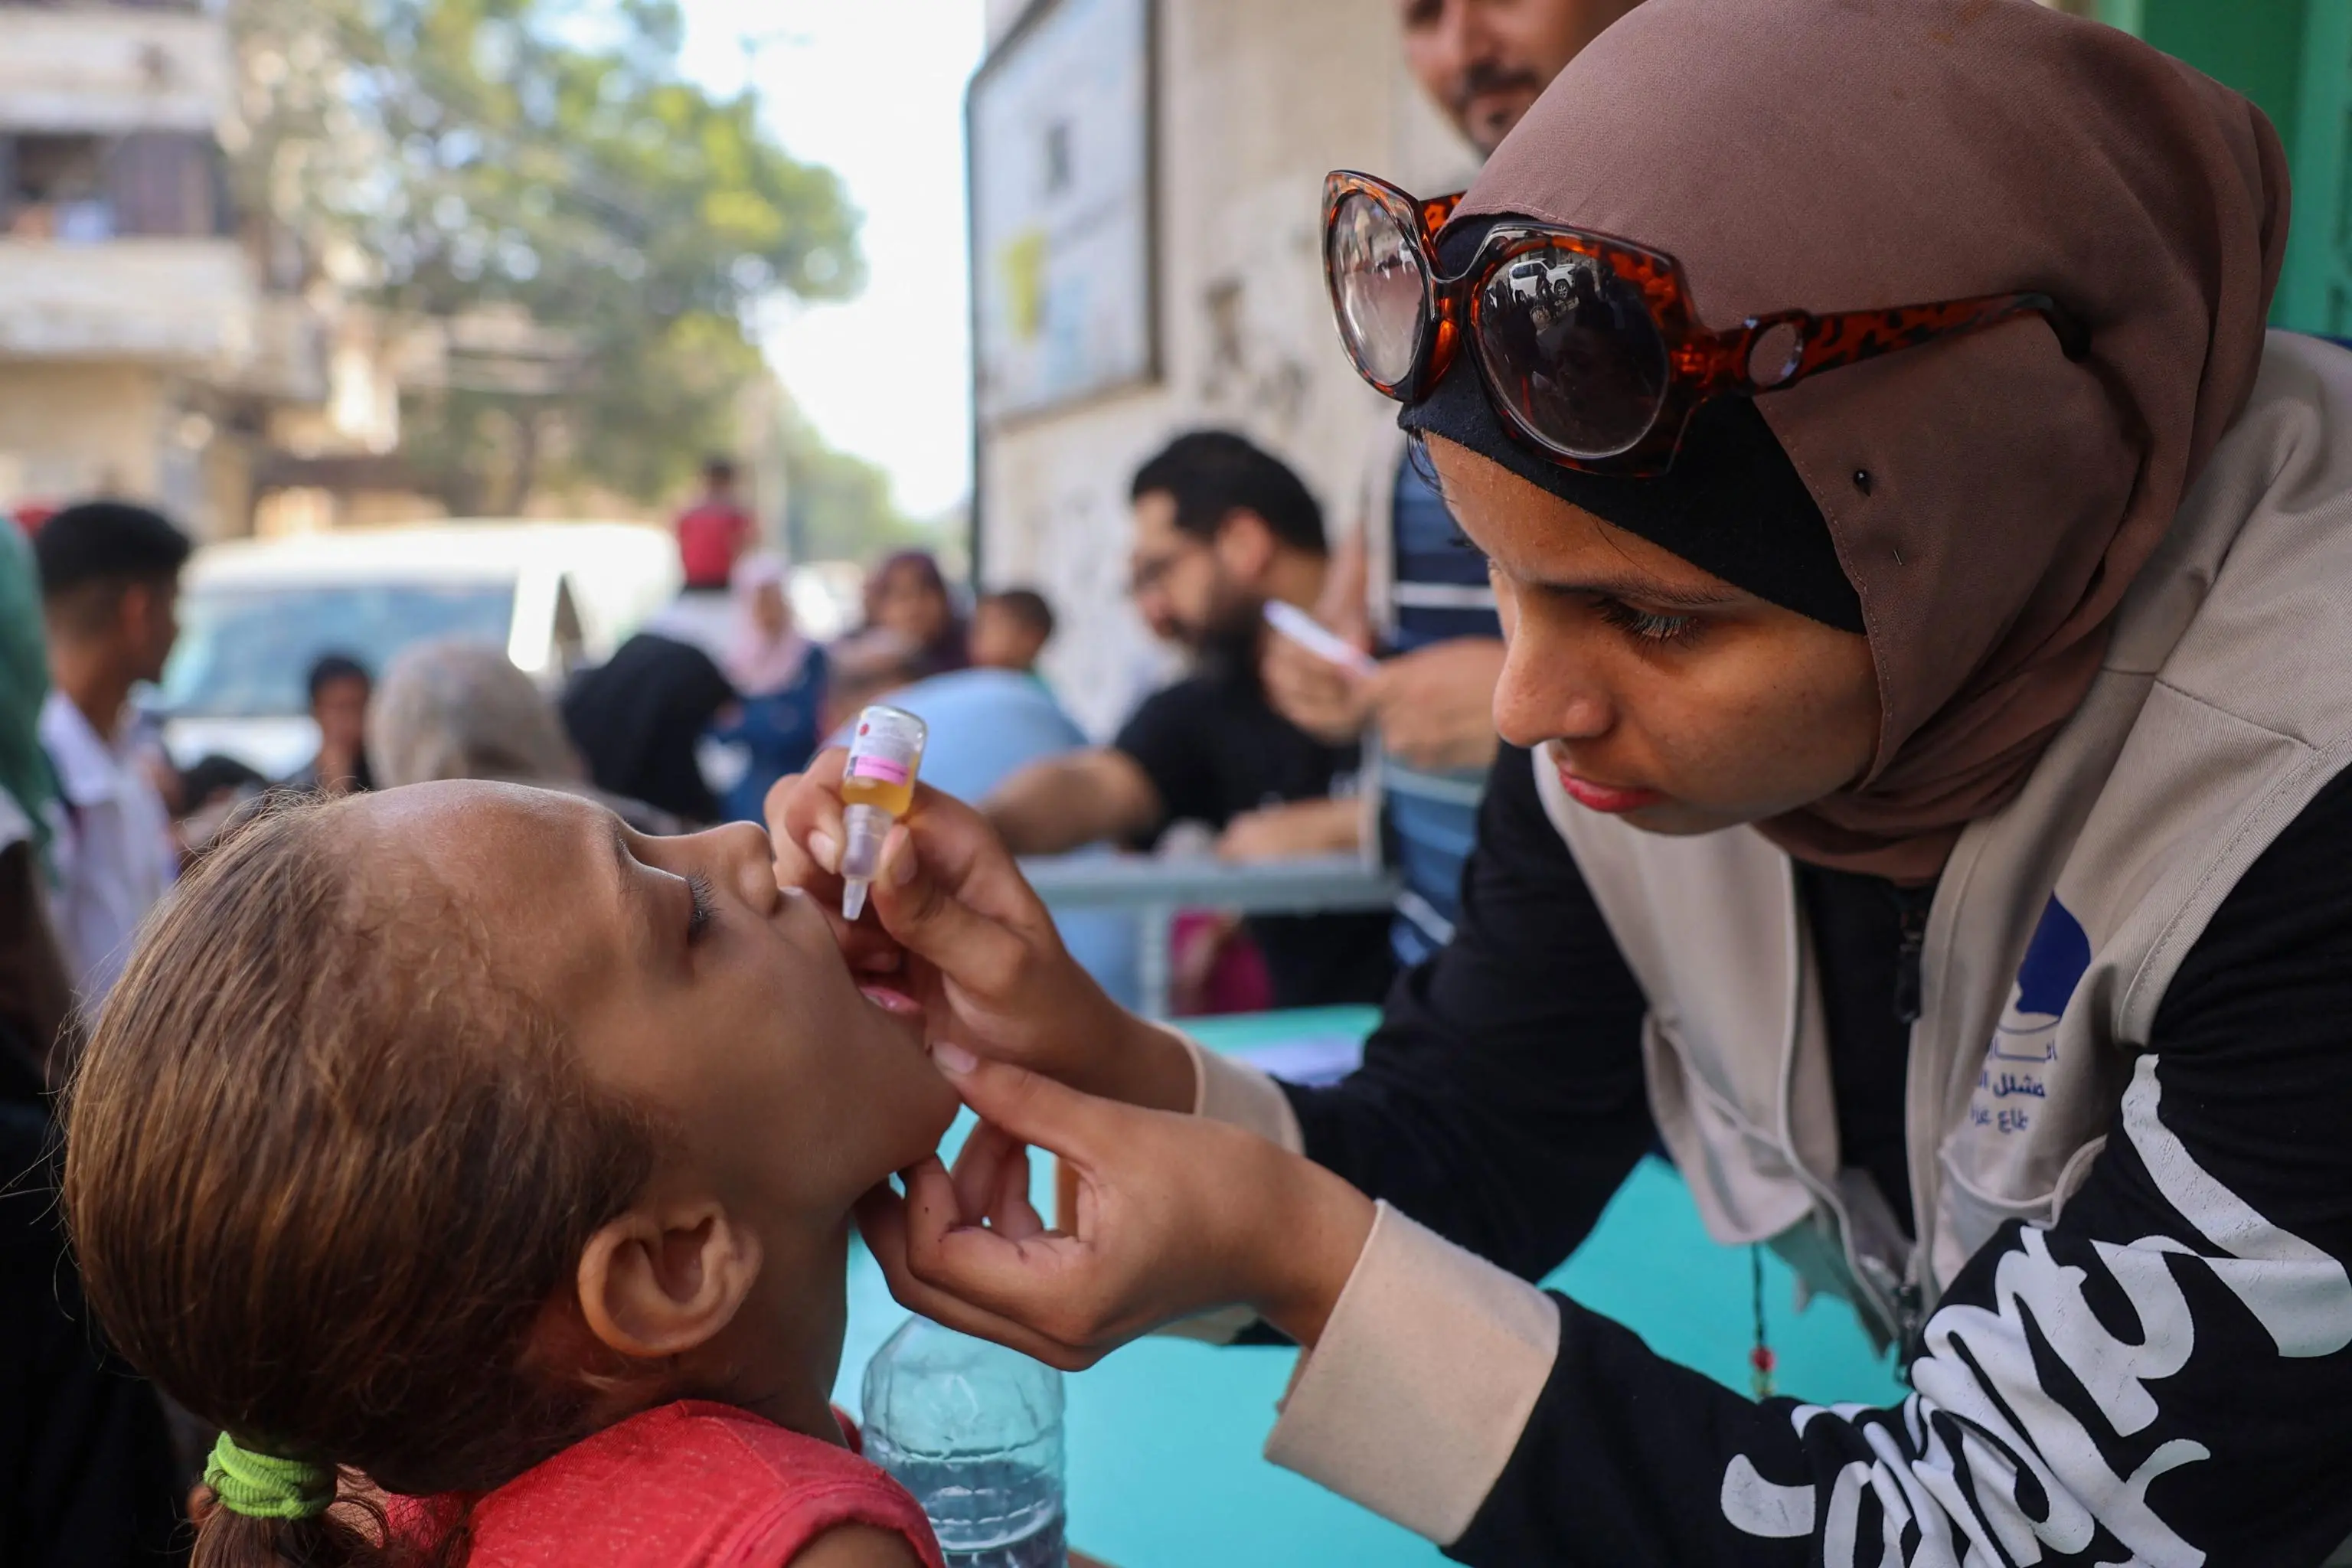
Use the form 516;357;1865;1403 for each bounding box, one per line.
839;705;928;921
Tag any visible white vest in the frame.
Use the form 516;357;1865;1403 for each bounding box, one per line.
1537;332;2352;1347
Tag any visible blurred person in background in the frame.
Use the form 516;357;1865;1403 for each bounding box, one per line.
168;753;271;861
373;639;684;835
1266;0;1643;969
969;587;1056;678
985;430;1393;1010
707;552;828;824
561;631;735;826
863;549;968;678
820;626;925;739
275;652;376;796
0;521;185;1568
673;455;755;594
0;524;70;1087
1403;0;1643;158
33;501;189;1001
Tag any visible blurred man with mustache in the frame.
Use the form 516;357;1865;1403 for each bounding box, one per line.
1406;0;1641;155
1265;0;1645;970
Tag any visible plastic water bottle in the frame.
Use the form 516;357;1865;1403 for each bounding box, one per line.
862;1317;1067;1568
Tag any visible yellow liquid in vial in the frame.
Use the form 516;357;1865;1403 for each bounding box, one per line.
841;774;915;817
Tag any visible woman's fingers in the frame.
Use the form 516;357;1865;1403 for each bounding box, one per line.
767;753;850;883
933;1052;1119;1169
854;1183;1100;1371
949;1122;1022;1223
869;827;1035;990
899;1154;1109;1334
988;1138;1047;1242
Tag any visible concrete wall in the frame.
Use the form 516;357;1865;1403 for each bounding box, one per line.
0;360;174;508
975;0;1475;737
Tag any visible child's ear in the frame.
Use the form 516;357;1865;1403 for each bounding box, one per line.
576;1200;762;1360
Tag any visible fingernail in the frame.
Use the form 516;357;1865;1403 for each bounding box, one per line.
810;831;840;874
930;1040;978;1075
886;828;918;887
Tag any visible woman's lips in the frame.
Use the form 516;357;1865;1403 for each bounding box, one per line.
1554;763;1667;815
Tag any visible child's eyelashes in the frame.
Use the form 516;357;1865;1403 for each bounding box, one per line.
686;873;717;942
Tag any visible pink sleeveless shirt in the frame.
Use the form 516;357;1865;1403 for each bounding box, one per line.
397;1400;943;1567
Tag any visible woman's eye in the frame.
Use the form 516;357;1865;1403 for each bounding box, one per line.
1592;596;1702;647
686;873;717;942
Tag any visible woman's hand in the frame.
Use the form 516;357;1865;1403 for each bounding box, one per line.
767;755;1196;1112
857;1047;1377;1369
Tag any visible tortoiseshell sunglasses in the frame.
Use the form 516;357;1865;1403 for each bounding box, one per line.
1322;170;2091;477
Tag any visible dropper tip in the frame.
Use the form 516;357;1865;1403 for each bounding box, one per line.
841;879;870;922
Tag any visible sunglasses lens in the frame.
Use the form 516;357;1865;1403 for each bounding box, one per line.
1473;244;1670;459
1328;192;1427;390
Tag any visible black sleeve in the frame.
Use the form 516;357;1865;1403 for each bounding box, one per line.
1110;678;1222;843
0;1105;186;1566
1282;744;1655;1284
1450;767;2352;1567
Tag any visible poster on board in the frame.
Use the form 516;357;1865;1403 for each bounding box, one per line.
969;0;1155;424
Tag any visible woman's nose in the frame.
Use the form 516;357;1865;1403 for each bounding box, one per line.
1491;625;1611;751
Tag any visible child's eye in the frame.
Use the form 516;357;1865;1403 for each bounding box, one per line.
1592;596;1703;647
686;873;717;942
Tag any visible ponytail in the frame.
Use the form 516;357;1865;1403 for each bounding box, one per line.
188;1480;403;1568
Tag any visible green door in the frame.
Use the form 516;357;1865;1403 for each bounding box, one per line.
2099;0;2352;333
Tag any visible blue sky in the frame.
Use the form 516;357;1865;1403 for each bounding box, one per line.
678;2;989;520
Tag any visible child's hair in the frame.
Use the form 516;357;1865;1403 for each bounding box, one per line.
63;795;666;1567
979;587;1055;645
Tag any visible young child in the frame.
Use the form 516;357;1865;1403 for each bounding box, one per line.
968;589;1055;677
64;781;962;1566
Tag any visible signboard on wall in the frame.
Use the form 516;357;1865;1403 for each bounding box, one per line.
968;0;1155;425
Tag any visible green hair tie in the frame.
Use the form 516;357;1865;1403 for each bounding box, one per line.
205;1431;335;1521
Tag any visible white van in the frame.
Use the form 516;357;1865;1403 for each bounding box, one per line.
155;520;682;778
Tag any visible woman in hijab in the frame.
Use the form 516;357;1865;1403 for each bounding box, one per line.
705;551;828;822
771;4;2352;1563
863;549;967;677
374;639;685;835
559;630;735;825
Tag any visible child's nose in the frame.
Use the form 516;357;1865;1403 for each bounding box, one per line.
707;820;782;916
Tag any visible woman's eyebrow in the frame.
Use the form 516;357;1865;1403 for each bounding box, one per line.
1531;571;1739;607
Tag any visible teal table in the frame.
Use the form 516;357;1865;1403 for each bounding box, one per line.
833;1008;1906;1566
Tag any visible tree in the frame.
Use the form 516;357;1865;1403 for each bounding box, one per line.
775;399;942;565
230;0;863;513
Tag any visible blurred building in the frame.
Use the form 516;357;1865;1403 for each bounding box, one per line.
0;0;252;532
967;0;1475;737
0;0;405;540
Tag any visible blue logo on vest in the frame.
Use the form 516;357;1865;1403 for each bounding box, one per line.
1991;896;2091;1063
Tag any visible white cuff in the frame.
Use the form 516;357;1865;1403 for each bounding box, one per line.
1152;1034;1307;1345
1184;1033;1305;1153
1263;1203;1560;1546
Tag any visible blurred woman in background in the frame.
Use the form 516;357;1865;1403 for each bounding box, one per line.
707;553;828;824
374;639;684;835
862;550;966;678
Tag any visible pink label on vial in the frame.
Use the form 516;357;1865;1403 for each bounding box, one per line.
848;754;910;786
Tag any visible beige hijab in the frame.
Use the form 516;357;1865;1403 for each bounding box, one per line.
1462;0;2288;881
